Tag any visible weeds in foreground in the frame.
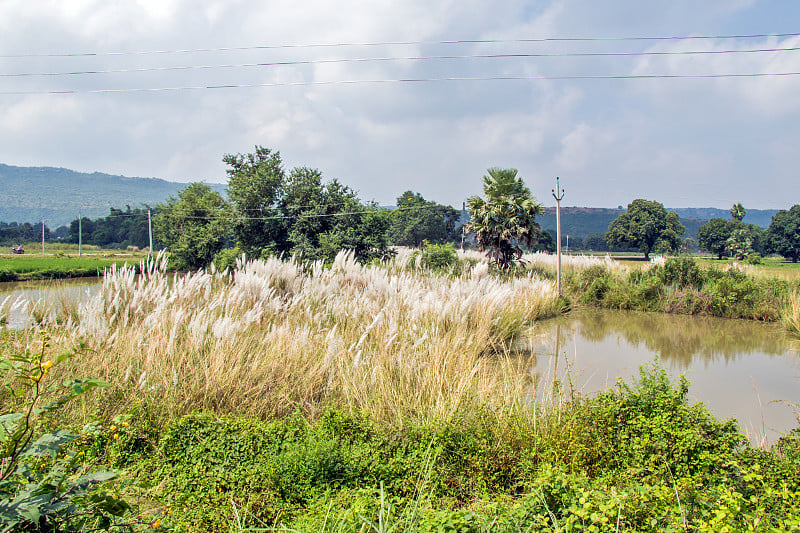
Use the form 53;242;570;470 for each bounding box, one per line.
0;331;134;531
82;364;800;532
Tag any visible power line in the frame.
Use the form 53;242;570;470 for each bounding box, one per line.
2;31;798;58
4;46;800;78
71;203;448;221
4;71;800;95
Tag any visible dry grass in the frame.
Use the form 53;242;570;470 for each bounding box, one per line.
39;251;561;424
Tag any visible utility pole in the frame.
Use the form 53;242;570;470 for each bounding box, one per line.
148;209;153;257
41;219;45;255
78;211;82;257
551;178;565;297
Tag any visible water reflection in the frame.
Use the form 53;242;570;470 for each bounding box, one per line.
569;309;794;369
529;309;800;447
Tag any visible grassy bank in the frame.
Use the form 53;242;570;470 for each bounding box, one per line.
10;356;800;532
0;250;142;281
508;252;799;327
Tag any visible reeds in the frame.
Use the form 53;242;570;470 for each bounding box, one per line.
52;251;561;424
782;288;800;337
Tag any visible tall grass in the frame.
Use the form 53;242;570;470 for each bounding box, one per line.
50;251;560;423
782;288;800;338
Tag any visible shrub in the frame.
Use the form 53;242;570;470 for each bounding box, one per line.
746;252;763;265
421;243;458;272
660;255;705;289
213;246;245;271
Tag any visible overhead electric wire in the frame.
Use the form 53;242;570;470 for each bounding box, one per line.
82;203;445;221
1;31;799;58
4;71;800;95
4;46;800;78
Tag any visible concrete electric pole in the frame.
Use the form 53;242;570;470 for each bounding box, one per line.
551;177;565;297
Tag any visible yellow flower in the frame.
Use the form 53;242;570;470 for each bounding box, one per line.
110;425;117;431
41;360;53;370
152;519;161;529
113;433;119;440
122;422;130;427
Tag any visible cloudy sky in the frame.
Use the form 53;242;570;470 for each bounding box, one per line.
1;0;799;209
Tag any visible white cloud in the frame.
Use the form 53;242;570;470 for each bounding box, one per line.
0;0;797;209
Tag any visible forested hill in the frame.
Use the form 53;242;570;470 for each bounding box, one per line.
538;206;778;242
0;163;225;227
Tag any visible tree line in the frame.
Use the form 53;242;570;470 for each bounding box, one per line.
4;147;797;267
154;147;465;269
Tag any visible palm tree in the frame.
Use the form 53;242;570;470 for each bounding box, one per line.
730;203;746;222
466;168;544;268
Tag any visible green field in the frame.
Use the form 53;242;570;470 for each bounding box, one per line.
0;249;145;280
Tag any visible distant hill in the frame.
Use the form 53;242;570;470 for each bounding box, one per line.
538;206;779;243
0;163;225;227
671;208;778;229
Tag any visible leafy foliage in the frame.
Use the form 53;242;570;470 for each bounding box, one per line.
224;146;286;258
0;332;131;531
154;182;230;270
388;191;460;247
766;204;800;263
87;365;800;532
605;199;685;260
697;217;734;259
466;168;544;268
224;146;392;263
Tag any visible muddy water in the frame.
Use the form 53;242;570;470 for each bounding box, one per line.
528;309;800;447
0;277;102;329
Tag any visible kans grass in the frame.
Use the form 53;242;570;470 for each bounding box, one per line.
34;250;563;425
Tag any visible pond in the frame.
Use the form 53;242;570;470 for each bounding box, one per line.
528;309;800;447
0;277;102;329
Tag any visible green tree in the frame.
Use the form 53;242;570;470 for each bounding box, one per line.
154;183;230;270
726;227;754;260
466;168;544;267
730;202;746;222
766;204;800;262
697;218;733;259
388;191;458;247
281;168;390;262
224;146;286;258
317;198;391;263
605;199;685;261
223;147;391;263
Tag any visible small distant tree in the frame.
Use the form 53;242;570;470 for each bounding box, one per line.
605;199;685;261
730;203;746;222
154;183;230;270
466;168;544;267
766;205;800;262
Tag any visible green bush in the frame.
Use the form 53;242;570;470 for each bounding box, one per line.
661;255;705;288
746;252;763;265
421;243;458;272
212;246;245;271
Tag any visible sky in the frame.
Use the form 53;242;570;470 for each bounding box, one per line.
1;0;799;210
